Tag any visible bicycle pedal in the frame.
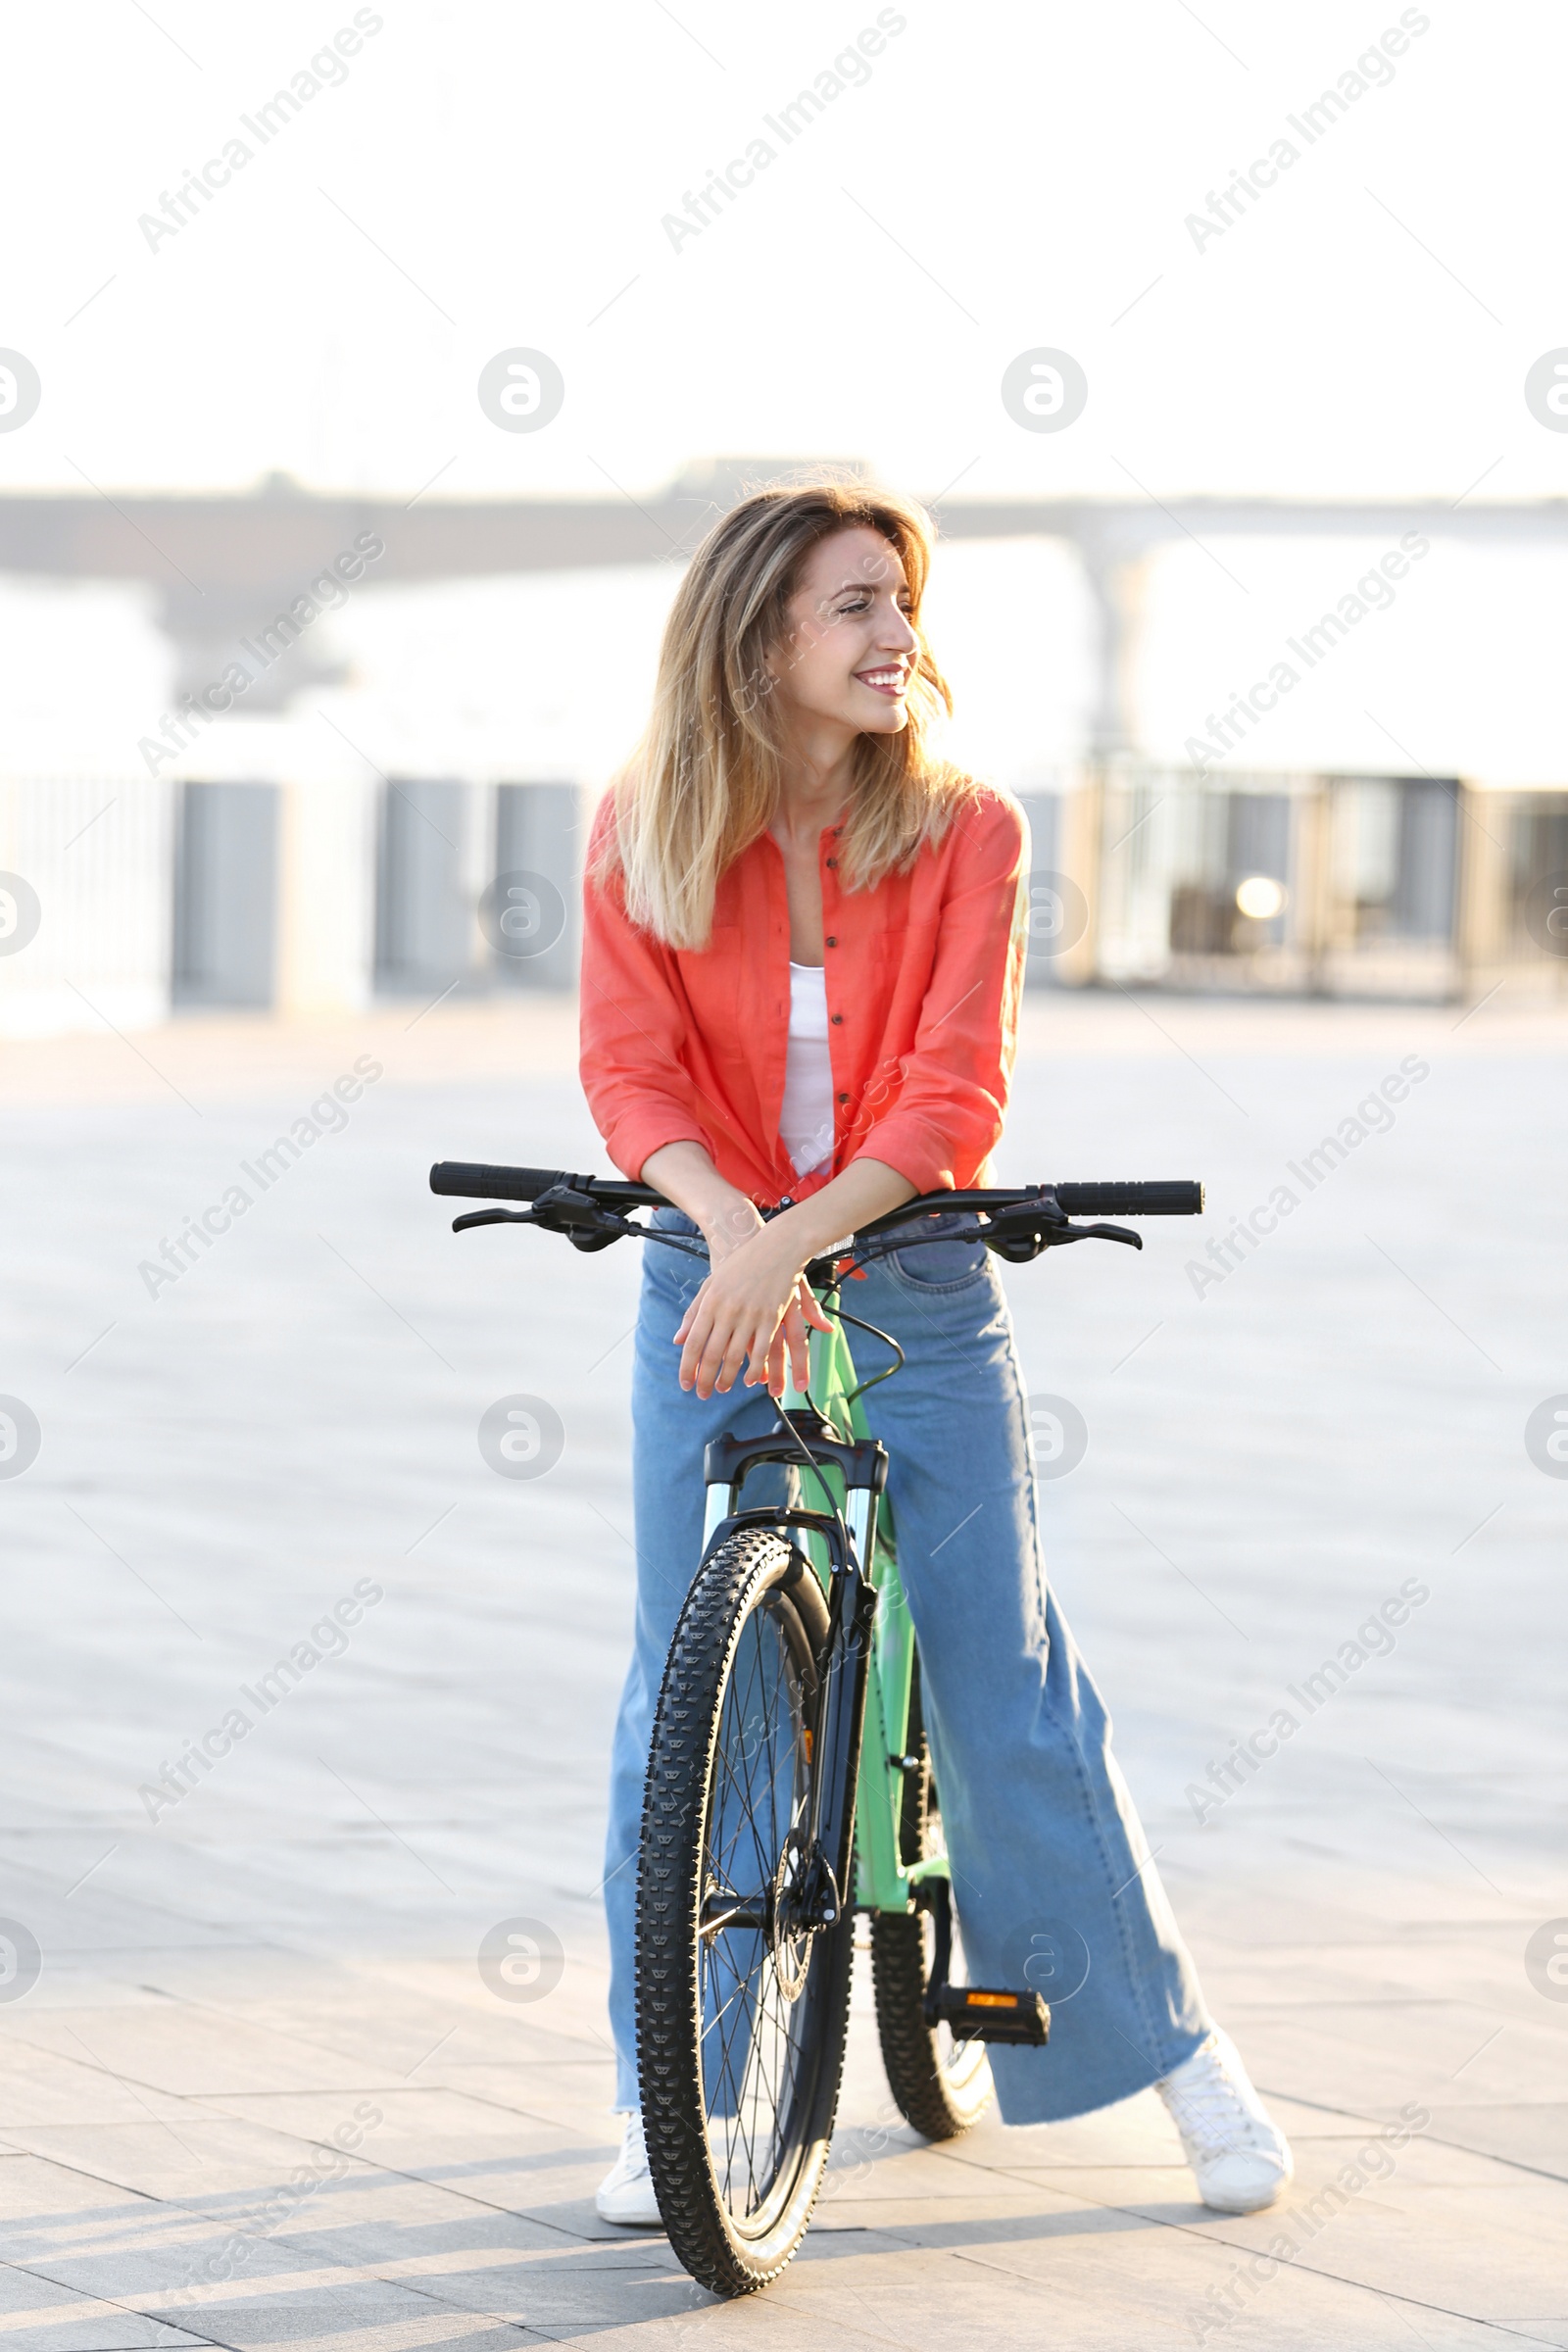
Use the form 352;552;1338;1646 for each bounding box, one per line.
925;1984;1051;2045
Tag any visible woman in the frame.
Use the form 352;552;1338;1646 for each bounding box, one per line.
578;481;1291;2224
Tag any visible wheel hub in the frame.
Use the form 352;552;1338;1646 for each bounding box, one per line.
767;1830;837;2000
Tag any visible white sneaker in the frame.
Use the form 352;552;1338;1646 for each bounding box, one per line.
1158;2029;1294;2214
594;2108;662;2227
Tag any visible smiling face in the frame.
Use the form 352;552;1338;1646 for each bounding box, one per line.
763;524;921;747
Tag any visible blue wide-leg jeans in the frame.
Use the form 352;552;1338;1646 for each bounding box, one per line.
603;1210;1212;2121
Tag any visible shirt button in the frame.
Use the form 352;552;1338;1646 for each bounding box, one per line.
825;936;837;948
838;1092;850;1103
831;1012;843;1024
826;858;838;869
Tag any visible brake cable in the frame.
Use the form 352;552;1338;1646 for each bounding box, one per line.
834;1305;906;1404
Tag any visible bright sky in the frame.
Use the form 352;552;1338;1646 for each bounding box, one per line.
5;0;1568;504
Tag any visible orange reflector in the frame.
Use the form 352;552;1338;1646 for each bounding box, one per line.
803;1729;813;1764
963;1991;1017;2008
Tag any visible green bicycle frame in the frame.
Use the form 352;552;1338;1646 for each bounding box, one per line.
699;1285;950;1918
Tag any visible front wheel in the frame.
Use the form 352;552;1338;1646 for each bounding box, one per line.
637;1526;854;2296
870;1662;994;2138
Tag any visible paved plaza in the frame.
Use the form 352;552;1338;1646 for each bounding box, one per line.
1;987;1565;2348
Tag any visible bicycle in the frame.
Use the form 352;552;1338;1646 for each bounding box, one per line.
430;1159;1203;2296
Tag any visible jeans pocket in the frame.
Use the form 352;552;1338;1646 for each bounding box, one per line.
642;1207;709;1303
886;1210;990;1291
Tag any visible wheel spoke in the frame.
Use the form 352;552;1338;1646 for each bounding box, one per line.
695;1589;820;2219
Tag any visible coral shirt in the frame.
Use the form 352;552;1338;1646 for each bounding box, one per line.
578;786;1027;1206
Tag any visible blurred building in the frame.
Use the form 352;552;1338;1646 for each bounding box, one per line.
1;467;1565;1035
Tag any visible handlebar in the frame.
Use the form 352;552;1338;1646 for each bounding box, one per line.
430;1162;585;1204
428;1161;1204;1223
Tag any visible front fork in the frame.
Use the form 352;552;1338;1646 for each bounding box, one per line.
697;1318;948;1921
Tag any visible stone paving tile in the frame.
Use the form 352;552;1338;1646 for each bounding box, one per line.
423;2063;617;2123
1088;2174;1567;2318
0;2119;405;2213
0;2260;214;2352
425;2069;620;2142
181;2097;631;2241
0;2046;206;2135
348;2249;797;2335
0;2015;379;2104
194;2092;591;2157
8;2190;581;2301
199;2010;604;2084
1422;2104;1568;2180
1242;2089;1456;2144
366;2160;623;2237
750;2226;1527;2350
0;2313;217;2352
906;2086;1187;2174
232;2326;534;2352
1209;2000;1544;2109
133;2287;537;2351
238;2206;662;2278
0;2163;192;2271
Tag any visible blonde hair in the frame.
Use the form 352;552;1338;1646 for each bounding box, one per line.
596;479;973;949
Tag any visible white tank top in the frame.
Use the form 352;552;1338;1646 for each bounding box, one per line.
779;961;834;1177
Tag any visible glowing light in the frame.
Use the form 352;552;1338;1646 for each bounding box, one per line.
1235;875;1288;920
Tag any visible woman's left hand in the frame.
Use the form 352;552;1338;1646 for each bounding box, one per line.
673;1219;834;1399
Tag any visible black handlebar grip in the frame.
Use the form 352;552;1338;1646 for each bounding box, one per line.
1054;1181;1204;1217
429;1162;564;1201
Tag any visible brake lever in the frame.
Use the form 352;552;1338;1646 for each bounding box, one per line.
982;1207;1142;1262
452;1182;633;1252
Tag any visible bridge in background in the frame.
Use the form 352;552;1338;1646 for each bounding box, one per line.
6;459;1568;741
